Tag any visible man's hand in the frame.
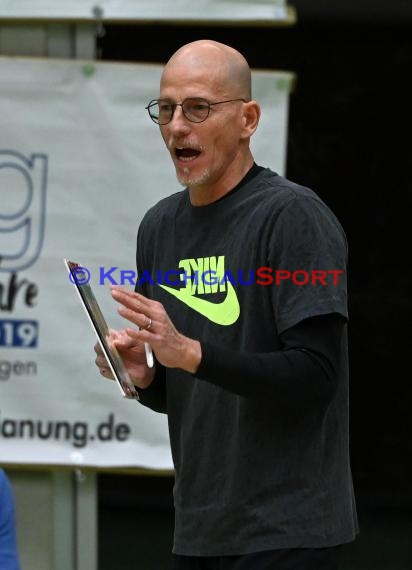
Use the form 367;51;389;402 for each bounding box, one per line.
110;286;202;374
94;329;155;389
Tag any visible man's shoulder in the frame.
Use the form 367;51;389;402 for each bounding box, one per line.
251;169;328;214
257;169;320;199
254;169;345;237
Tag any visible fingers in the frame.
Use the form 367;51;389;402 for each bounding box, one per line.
99;366;114;380
125;327;146;342
113;332;141;349
110;286;152;311
95;351;105;366
95;352;109;369
94;352;114;379
94;339;114;379
111;289;158;332
96;329;140;352
118;308;154;332
142;317;152;330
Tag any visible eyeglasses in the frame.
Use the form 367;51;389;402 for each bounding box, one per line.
145;97;248;125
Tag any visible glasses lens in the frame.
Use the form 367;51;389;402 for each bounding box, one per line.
158;101;174;124
182;98;210;123
147;100;174;124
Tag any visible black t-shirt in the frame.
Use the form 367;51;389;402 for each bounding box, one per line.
135;167;358;555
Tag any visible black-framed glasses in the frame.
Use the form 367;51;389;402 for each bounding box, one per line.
145;97;248;125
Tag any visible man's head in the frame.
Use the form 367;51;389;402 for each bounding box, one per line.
148;40;260;203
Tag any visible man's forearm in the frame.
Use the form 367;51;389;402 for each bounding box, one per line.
193;314;344;406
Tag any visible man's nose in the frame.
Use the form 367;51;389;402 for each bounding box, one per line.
168;105;191;134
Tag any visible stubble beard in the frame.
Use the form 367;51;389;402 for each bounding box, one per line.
176;166;211;189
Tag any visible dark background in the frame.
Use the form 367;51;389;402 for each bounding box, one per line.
98;3;412;568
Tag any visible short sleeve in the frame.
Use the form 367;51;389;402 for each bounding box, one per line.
268;195;348;333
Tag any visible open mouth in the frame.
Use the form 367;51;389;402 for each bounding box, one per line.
175;147;201;161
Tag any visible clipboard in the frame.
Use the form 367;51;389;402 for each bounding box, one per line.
64;258;153;400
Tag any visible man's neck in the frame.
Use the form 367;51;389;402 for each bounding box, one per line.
188;155;255;206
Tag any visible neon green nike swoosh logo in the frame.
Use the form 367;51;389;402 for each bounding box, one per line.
159;281;240;326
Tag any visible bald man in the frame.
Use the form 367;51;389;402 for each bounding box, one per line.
95;40;358;569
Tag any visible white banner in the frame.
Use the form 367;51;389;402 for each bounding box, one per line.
0;0;289;22
0;57;292;468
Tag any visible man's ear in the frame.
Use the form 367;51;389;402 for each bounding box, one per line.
240;101;261;139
